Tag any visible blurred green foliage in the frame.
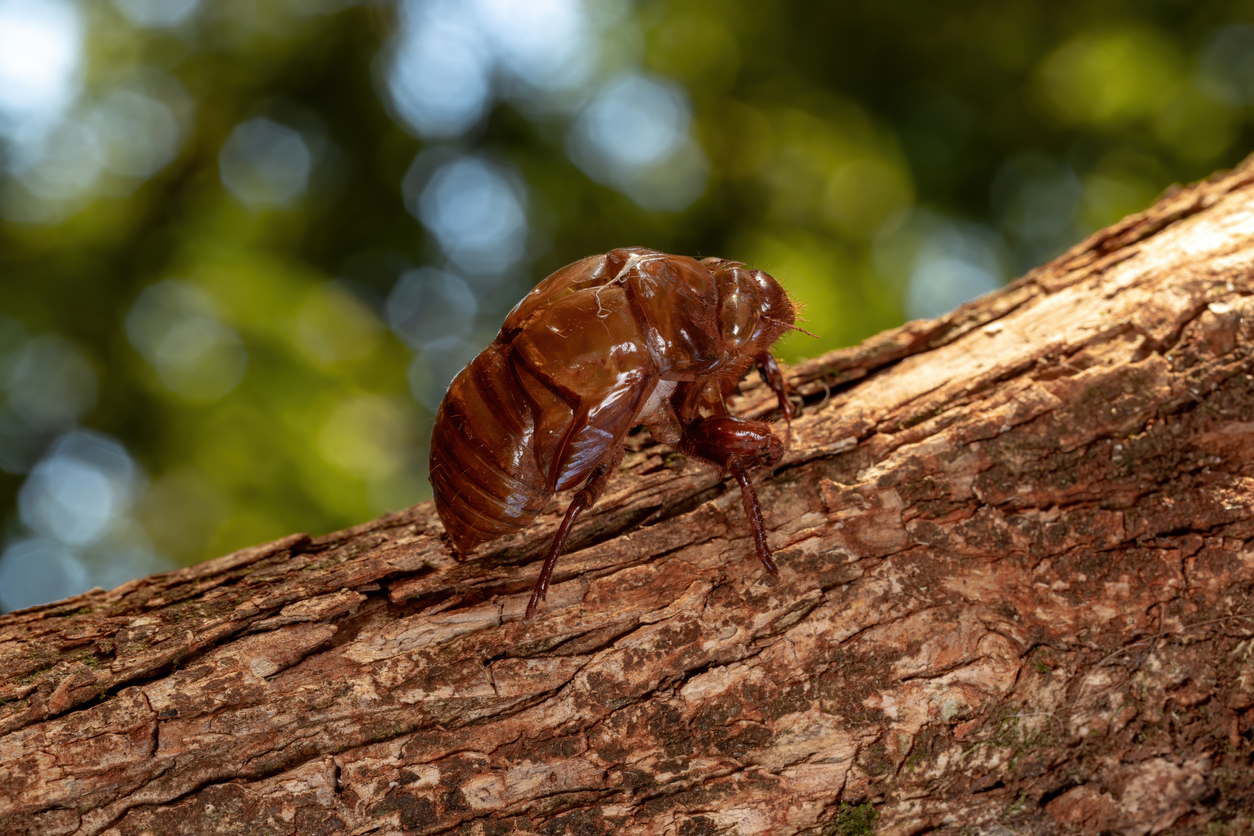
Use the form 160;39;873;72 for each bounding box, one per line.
1;0;1251;605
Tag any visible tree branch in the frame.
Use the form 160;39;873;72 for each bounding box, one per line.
4;157;1254;835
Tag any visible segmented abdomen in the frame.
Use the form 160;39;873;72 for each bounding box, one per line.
429;343;552;553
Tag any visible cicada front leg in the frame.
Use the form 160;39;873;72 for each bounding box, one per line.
679;416;784;576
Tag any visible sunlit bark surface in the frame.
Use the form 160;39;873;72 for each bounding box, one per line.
3;157;1254;836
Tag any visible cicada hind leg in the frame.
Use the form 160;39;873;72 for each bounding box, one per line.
525;448;624;621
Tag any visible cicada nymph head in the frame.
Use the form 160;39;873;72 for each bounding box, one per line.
701;257;797;391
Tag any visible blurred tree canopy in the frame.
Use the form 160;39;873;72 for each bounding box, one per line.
1;0;1252;611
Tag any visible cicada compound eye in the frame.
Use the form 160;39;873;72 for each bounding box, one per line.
750;269;794;332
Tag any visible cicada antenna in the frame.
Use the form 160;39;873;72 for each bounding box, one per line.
764;317;819;338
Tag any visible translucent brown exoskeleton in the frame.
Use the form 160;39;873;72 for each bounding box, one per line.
429;247;799;619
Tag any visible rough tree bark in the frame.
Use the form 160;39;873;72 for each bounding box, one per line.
4;158;1254;836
